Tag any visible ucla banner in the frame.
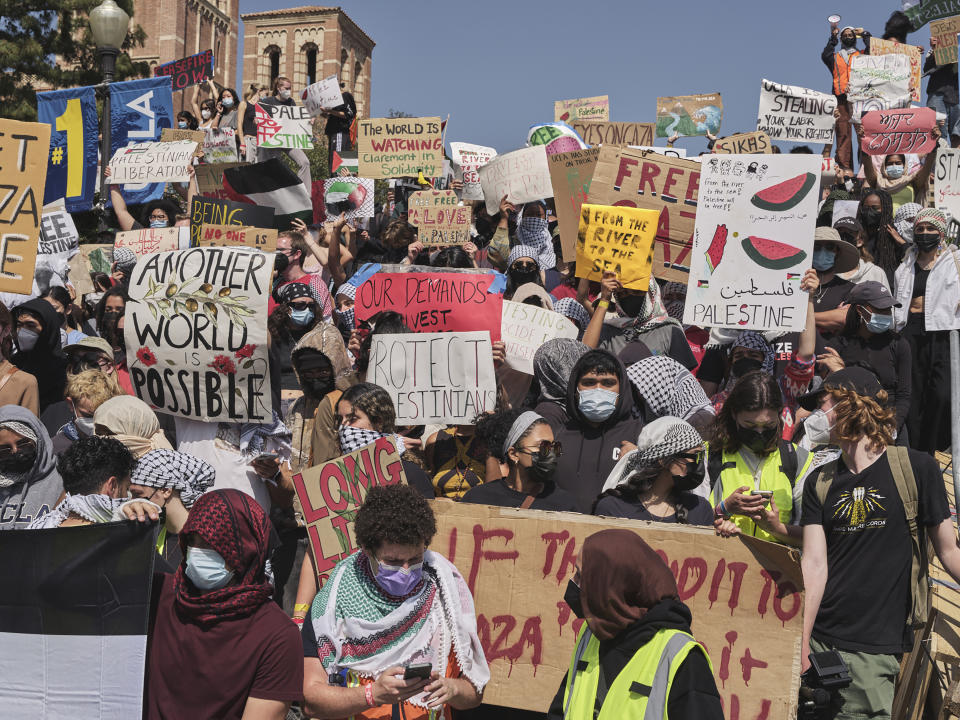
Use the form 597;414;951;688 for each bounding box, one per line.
37;85;100;213
109;77;175;206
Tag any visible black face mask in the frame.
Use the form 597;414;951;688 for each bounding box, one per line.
509;267;538;286
861;207;882;229
303;376;336;399
841;36;857;47
731;357;763;377
672;455;706;492
564;580;584;619
0;448;36;475
529;450;558;482
914;232;941;251
617;293;647;318
736;424;778;454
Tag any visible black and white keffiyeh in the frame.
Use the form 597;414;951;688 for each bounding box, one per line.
0;420;38;488
112;247;137;271
552;298;590;331
515;216;557;270
626;356;712;421
626;416;703;471
277;282;313;305
338;426;406;455
132;449;216;508
28;493;127;529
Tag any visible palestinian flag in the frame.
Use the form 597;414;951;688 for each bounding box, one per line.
223;158;313;230
0;520;158;719
331;149;358;176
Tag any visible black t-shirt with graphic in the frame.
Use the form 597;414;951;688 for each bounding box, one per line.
801;449;949;653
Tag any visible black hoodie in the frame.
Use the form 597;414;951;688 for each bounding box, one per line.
12;298;68;414
552;352;644;512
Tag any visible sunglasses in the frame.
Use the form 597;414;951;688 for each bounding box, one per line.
68;352;113;372
0;439;35;458
518;440;563;457
512;261;537;272
289;301;315;311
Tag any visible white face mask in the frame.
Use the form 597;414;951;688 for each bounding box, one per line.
279;88;292;100
201;109;212;120
804;409;835;445
74;416;95;436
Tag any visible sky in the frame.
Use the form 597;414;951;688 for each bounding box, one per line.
237;1;917;154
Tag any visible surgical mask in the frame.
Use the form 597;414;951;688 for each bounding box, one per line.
617;293;647;319
177;121;187;129
222;97;234;108
578;388;618;423
914;232;941;252
370;556;423;596
74;416;96;436
16;328;39;352
564;580;584;618
864;312;893;333
0;447;36;474
885;164;904;179
672;454;706;492
289;307;315;326
804;409;835;445
736;425;778;454
528;450;558;482
149;219;167;229
201;110;212;120
185;546;234;591
861;207;882;229
731;357;763;377
812;248;837;271
279;89;292;100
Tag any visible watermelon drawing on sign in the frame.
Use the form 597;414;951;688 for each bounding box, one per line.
325;180;367;215
750;172;816;212
705;224;728;274
741;236;807;270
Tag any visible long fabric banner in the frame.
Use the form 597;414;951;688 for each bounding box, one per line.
905;0;960;29
36;85;100;212
153;50;214;90
757;79;836;143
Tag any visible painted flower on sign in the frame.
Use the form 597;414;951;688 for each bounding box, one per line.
208;355;236;375
136;347;158;366
235;344;256;359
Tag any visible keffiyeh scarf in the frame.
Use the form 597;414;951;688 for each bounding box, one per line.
618;278;676;341
552;297;590;331
0;420;38;488
626;356;712;421
338;425;406;455
28;493;129;529
516;215;556;270
533;338;590;405
132;449;216;508
237;412;291;457
718;331;776;393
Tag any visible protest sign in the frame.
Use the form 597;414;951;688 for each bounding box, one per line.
449;142;497;202
588;146;701;283
322;177;374;220
527;122;588;156
554;95;610;122
0;119;51;295
570;121;655;147
861;107;937;156
353;269;503;340
407;189;471;245
195;162;247;200
906;0;960;29
478;146;552;215
293;437;405;581
500;301;578;374
106;140;196;185
428;502;803;716
189;196;275;246
357;117;443;179
934;148;960;220
548;147;601;263
37;85;99;212
124;247;273;422
255;103;313;150
153;49;214;90
368;331;497;424
847;54;912;118
160;127;206;157
198;224;278;252
757;79;837;143
628;145;688;158
656;93;723;137
202;128;238;163
931;15;960;63
575;204;659;289
684;154;821;332
832;200;861;226
713;131;773;154
38;210;79;262
115;227;183;258
301;74;344;116
870;38;923;101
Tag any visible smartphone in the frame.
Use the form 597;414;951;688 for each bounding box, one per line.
403;662;432;681
753;490;774;500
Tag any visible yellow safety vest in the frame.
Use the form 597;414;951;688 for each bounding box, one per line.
562;626;712;720
708;443;812;544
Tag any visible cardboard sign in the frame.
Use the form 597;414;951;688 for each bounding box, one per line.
861;107;938;156
713;131;773;155
684;154;821;332
548;147;601;263
870;38;923;102
294;437;405;581
153;50;213;91
931;15;960;63
570;121;654;147
202;128;238;163
906;0;960;29
757;79;837;143
407;190;471;246
38;210;79;261
554;95;610;123
656;93;723;137
301;74;344;116
527;123;588;156
848;54;912;119
501;300;579;374
357;117;444;179
629;145;688;158
368;331;497;424
449;143;497;202
198;224;278;252
124;247;273;423
478;146;553;215
194;162;247;200
575;204;658;289
323;177;374;220
255;103;313;150
189;196;275;247
160;128;205;157
106;140;196;185
588;146;701;283
115;227;182;258
429;502;803;716
354;269;503;340
0;119;51;294
934;148;960;220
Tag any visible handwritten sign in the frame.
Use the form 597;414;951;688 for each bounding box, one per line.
0;119;50;294
368;331;496;424
322;177;374;220
357;117;443;179
588;146;701;283
429;502;804;716
194;162;247;200
656;93;723;137
906;0;960;29
501;301;578;374
160;128;205;157
934;148;960;220
848;54;912;119
713;131;773;155
684;154;821;332
570;121;654;147
554;95;609;123
189;196;275;247
576;204;658;289
354;269;503;340
757;79;837;143
407;190;471;246
527;122;588;156
870;38;923;102
124;247;273;423
153;50;213;91
106;140;196;185
301;74;344;116
548;147;601;263
255;103;313;150
39;210;79;262
202;128;238;163
198;224;278;252
861;107;937;156
115;227;182;258
449;143;497;202
931;15;960;64
477;146;552;215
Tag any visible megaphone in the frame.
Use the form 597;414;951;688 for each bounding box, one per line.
828;14;841;28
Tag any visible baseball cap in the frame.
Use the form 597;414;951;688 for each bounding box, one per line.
845;281;901;310
833;216;862;236
798;367;884;411
63;336;113;357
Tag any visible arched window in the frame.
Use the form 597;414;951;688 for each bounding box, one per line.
354;60;362;93
304;43;318;85
269;48;280;83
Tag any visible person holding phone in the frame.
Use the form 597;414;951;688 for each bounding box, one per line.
301;484;489;718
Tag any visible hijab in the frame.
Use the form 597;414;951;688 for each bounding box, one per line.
533;338;590;405
626;356;712;421
93;396;173;458
11;298;68;412
718;331;775;393
0;405;57;489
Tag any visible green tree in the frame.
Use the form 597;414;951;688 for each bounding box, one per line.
0;0;148;121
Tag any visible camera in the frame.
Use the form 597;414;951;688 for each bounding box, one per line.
798;650;851;720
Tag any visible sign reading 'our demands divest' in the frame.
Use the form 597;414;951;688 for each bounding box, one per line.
757;79;837;143
124;247;273;423
357;117;443;179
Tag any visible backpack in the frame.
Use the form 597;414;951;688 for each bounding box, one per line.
813;445;927;628
707;440;801;491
